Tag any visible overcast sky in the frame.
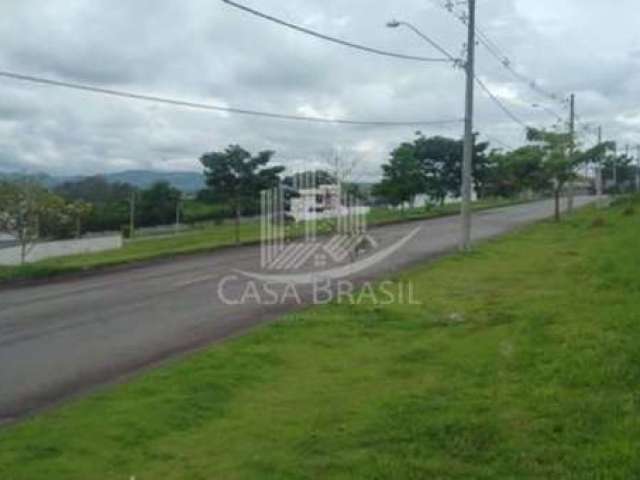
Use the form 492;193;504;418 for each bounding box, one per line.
0;0;638;180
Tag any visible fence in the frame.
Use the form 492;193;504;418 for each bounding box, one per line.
0;235;122;266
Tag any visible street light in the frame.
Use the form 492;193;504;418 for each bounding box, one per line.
385;19;461;64
386;6;476;251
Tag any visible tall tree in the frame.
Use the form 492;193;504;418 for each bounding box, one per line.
528;128;609;220
374;142;427;209
484;145;550;198
374;134;490;208
200;145;284;243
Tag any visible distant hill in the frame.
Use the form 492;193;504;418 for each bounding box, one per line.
101;170;205;192
0;170;205;193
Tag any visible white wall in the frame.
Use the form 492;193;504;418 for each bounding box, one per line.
0;235;122;266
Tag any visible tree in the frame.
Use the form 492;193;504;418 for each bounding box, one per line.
599;147;634;193
374;134;491;208
0;180;67;263
55;176;135;232
66;201;94;238
54;176;134;204
137;181;181;227
527;128;609;221
484;145;550;198
374;142;426;208
200;145;284;243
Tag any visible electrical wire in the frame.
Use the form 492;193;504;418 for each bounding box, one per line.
221;0;453;64
439;0;567;108
0;70;464;127
474;76;530;129
481;133;515;150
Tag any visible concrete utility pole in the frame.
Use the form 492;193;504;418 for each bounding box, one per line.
626;144;630;192
636;145;640;193
596;126;603;202
567;93;576;212
460;0;476;251
175;194;182;232
129;191;136;239
613;144;618;189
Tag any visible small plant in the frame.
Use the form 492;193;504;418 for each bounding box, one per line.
591;217;607;228
622;205;635;216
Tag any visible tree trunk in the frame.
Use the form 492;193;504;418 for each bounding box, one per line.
554;188;561;222
20;241;27;265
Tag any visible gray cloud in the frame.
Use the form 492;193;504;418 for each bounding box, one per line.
0;0;638;177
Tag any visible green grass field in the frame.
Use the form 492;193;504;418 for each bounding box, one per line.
0;197;523;284
1;198;638;479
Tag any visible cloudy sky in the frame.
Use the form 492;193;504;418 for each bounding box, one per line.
0;0;638;180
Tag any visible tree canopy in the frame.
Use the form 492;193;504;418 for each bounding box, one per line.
200;145;284;242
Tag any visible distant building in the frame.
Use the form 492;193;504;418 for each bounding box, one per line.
409;189;478;209
290;184;370;222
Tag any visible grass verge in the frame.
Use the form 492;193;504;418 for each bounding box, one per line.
1;199;639;478
0;197;526;285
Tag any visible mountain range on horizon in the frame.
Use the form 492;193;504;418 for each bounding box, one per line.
0;169;206;193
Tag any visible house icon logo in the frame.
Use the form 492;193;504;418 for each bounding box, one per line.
236;171;421;285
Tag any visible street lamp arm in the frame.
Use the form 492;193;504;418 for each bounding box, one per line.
387;19;461;65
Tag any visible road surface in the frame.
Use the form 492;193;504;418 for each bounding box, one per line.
0;197;595;420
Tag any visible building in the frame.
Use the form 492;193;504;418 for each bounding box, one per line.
289;184;370;222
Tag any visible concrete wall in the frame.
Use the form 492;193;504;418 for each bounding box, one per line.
0;235;122;266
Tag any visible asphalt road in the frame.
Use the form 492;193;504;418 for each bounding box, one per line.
0;197;596;420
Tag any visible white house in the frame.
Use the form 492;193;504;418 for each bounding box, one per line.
290;184;370;222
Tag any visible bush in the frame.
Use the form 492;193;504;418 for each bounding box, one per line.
622;205;635;216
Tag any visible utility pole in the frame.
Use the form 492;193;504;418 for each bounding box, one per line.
625;144;630;193
613;144;618;190
460;0;476;252
175;194;182;233
567;93;575;212
596;126;603;203
636;145;640;193
129;191;136;239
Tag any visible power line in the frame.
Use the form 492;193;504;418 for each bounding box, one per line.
221;0;453;64
440;0;566;108
474;76;530;129
477;35;566;110
481;133;515;150
0;70;463;127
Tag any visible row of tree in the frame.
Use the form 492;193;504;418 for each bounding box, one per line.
53;176;184;233
1;130;632;262
0;176;190;262
373;129;622;220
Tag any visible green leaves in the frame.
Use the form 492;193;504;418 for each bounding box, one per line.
374;134;491;206
200;145;284;242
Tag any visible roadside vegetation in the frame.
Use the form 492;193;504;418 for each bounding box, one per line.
0;196;522;284
0;130;632;281
2;198;639;479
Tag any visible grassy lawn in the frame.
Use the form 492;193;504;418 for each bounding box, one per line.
0;197;525;284
1;199;639;479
